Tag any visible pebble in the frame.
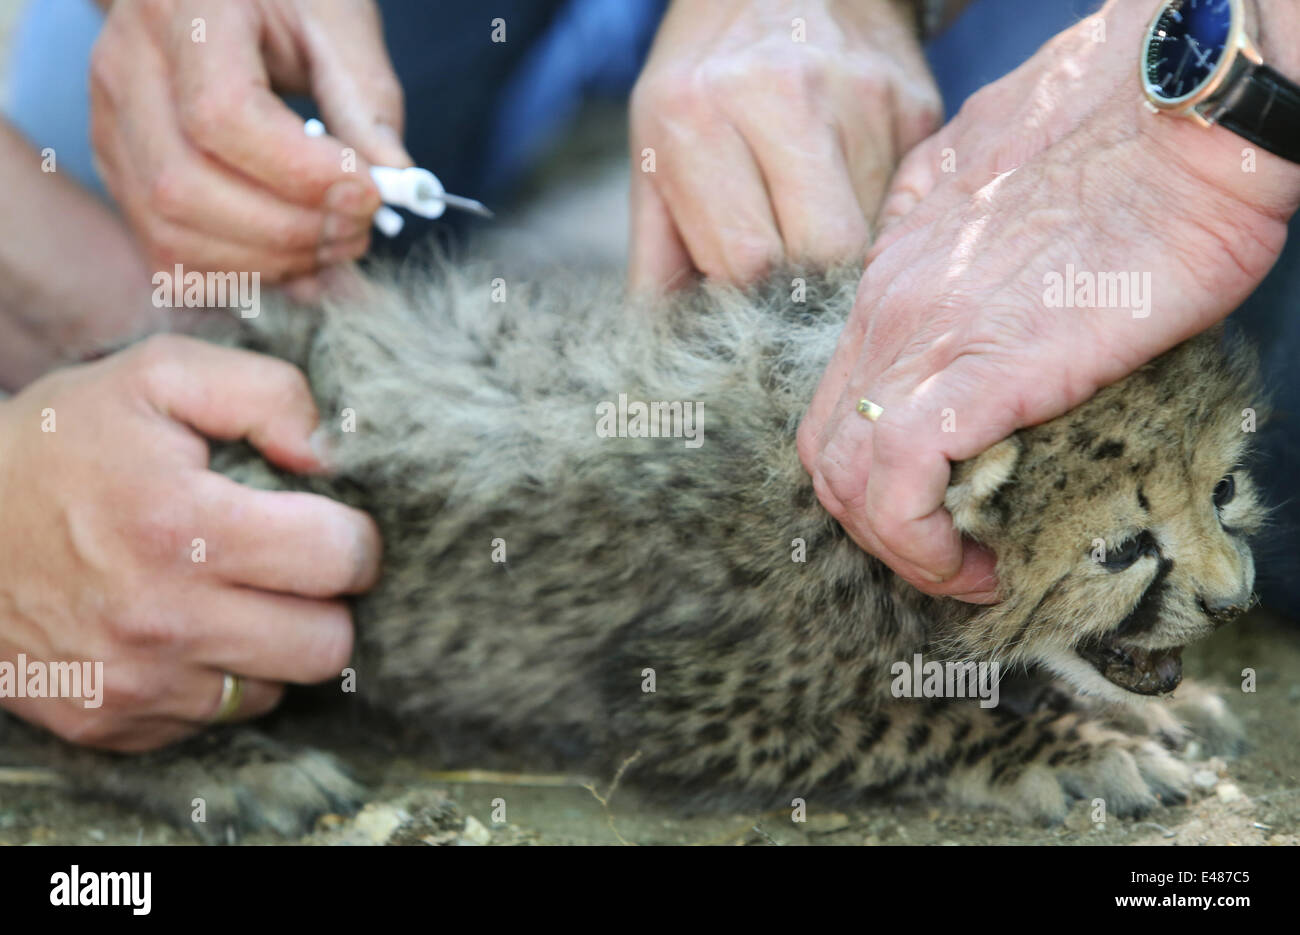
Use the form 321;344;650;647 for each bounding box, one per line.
459;815;492;846
1192;769;1219;791
349;803;411;844
1216;783;1245;803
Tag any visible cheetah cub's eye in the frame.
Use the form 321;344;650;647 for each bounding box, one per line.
1213;474;1236;509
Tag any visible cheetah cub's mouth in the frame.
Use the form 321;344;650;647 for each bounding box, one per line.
1076;636;1183;696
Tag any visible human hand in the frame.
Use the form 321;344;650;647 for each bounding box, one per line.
798;0;1300;601
90;0;411;289
628;0;940;289
0;335;381;751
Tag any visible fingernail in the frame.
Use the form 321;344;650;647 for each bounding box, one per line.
324;179;373;217
309;426;336;471
321;211;365;244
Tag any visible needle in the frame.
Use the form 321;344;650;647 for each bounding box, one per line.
303;117;494;234
441;193;495;219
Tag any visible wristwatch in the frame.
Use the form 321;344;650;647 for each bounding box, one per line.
1140;0;1300;164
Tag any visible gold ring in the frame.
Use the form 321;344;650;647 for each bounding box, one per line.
856;398;883;422
212;672;244;723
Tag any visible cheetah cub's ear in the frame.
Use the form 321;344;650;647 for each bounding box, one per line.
944;437;1022;538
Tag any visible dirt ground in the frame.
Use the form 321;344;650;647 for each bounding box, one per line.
2;609;1297;846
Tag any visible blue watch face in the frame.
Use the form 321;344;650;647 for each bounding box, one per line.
1145;0;1234;101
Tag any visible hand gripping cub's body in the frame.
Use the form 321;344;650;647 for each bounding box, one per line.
25;265;1262;836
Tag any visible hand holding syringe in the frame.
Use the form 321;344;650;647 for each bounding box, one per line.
304;118;492;237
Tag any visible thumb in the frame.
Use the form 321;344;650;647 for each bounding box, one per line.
133;336;326;475
301;5;413;169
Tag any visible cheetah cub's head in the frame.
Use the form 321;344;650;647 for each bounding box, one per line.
943;329;1263;703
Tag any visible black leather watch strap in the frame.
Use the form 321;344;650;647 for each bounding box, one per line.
1217;63;1300;164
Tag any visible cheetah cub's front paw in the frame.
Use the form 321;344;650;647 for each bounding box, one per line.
953;711;1196;824
1104;679;1246;757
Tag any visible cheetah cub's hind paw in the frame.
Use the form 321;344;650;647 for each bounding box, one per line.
64;728;364;843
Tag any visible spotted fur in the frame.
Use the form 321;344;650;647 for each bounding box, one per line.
12;263;1260;837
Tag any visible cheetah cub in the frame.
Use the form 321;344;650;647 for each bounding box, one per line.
21;265;1261;837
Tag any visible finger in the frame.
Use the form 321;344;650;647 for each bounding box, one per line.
188;588;355;684
302;4;413;169
65;715;199;754
796;281;873;470
194;472;382;597
139;215;367;282
628;171;693;292
733;112;872;265
192;671;284;724
92;44;372;265
652;125;783;283
873;135;947;246
129;335;324;473
171;4;383;208
863;414;966;582
88;657;286;725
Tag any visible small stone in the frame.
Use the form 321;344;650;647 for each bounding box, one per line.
459;815;492;846
1192;769;1219;790
1062;798;1097;833
1216;783;1245;803
350;803;411;844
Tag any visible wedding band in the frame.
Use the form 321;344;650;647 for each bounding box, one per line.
212;672;244;723
856;398;884;422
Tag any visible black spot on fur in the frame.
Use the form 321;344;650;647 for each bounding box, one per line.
1092;439;1125;460
857;714;890;753
784;753;814;783
697;723;729;744
963;737;997;766
906;723;932;753
1137;487;1150;511
1069;425;1098;451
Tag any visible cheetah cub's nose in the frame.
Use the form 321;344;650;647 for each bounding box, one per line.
1198;590;1255;628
